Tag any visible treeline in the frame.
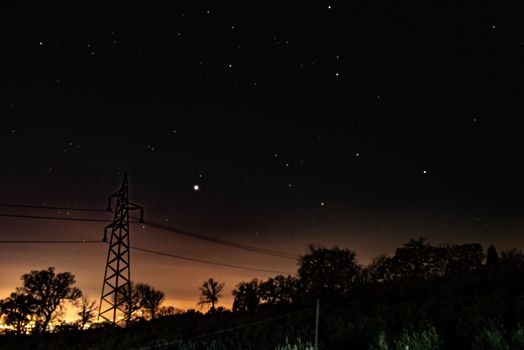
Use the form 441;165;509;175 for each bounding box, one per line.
0;268;172;334
2;238;524;349
229;239;518;311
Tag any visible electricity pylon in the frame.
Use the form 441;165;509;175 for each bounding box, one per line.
98;173;143;324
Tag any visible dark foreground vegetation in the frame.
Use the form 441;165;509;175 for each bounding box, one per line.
2;238;524;349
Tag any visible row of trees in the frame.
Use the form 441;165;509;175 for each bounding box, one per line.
194;238;524;314
120;282;176;321
4;238;524;335
0;268;170;334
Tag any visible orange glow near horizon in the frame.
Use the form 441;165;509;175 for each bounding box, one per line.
2;206;522;326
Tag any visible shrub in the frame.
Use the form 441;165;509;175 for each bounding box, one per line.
394;326;441;350
511;325;524;349
369;331;388;350
370;326;441;350
472;323;509;350
275;337;315;350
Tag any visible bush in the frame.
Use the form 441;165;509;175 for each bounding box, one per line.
472;323;509;350
370;326;441;350
275;337;314;350
369;332;388;350
394;326;441;350
511;325;524;349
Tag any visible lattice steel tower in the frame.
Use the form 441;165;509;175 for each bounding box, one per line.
98;173;143;324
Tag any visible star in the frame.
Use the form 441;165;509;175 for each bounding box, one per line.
193;185;200;191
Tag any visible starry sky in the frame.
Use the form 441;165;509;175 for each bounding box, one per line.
2;2;524;311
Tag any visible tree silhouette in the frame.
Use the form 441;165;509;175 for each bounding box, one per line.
139;284;165;320
385;239;484;281
364;254;394;284
232;279;260;313
298;244;361;301
118;282;166;320
197;278;225;313
157;306;181;317
77;296;97;329
440;243;484;277
0;290;36;335
500;248;524;268
486;245;500;267
389;238;440;280
118;281;143;320
259;275;298;305
21;267;82;333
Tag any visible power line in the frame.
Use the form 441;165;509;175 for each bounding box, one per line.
0;201;299;259
131;246;293;275
141;220;299;260
0;213;144;223
137;307;315;350
0;203;108;212
0;213;113;223
0;210;299;260
0;240;104;244
137;298;406;350
0;239;293;274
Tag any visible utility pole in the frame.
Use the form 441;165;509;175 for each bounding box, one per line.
314;298;320;350
98;173;143;324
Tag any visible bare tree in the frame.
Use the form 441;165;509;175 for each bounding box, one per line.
21;267;82;333
77;296;97;329
117;282;166;320
197;278;225;313
138;284;165;320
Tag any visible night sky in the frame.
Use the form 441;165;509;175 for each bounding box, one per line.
2;2;524;311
